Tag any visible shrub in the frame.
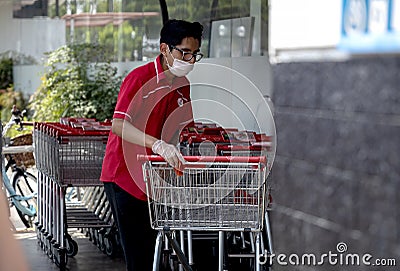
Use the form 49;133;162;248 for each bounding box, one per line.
30;43;124;121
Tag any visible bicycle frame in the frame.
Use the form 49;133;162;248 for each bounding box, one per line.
1;107;37;220
1;166;36;217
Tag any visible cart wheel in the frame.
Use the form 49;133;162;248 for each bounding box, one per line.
104;235;116;258
35;224;42;241
54;247;68;270
45;237;53;258
165;233;193;271
160;249;172;271
91;228;98;245
66;236;79;257
39;236;45;250
98;231;106;252
170;254;181;271
36;229;43;247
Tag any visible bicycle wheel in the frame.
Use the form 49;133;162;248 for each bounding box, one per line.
12;170;38;228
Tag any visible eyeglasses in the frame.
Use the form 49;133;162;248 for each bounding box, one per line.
170;45;204;62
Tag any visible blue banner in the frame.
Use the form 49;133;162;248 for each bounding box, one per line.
338;0;400;53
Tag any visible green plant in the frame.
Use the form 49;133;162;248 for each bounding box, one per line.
0;52;35;127
0;58;13;90
0;88;27;123
30;43;124;121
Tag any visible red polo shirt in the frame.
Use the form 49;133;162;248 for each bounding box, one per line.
100;55;194;200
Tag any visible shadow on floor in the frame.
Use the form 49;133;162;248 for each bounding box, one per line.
14;228;126;271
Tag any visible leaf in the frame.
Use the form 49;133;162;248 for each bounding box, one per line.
30;43;122;121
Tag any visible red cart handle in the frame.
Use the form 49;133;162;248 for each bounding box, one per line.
138;155;267;164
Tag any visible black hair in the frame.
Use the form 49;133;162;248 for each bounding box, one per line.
160;19;203;48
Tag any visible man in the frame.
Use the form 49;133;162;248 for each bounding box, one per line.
100;19;203;270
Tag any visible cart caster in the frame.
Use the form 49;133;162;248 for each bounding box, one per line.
45;235;53;258
90;228;98;245
54;247;68;270
65;235;79;257
165;232;193;271
35;223;42;241
159;249;172;271
104;234;117;258
36;230;44;248
98;233;106;253
85;228;92;240
52;242;60;263
159;253;193;271
39;235;45;251
169;254;181;271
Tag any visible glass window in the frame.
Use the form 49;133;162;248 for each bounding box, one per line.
3;0;270;126
20;0;267;61
166;0;270;58
13;0;48;18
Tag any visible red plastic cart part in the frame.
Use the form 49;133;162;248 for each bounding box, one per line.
137;155;267;164
34;122;110;136
216;144;267;152
34;122;110;144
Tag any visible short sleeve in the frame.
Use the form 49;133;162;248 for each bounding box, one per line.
113;72;143;122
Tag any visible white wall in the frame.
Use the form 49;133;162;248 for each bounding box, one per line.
0;1;66;63
14;18;66;63
187;56;275;137
269;0;342;54
13;65;45;96
0;1;19;55
0;1;65;97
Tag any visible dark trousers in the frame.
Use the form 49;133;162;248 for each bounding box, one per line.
104;182;157;271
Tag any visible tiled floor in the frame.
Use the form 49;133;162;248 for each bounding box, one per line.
7;171;255;271
14;229;126;271
11;214;222;271
5;166;126;271
11;207;126;271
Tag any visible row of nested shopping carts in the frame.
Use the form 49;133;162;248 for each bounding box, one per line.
33;118;274;271
33;118;121;270
142;122;274;271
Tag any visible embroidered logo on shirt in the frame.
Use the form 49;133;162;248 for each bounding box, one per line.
177;98;184;107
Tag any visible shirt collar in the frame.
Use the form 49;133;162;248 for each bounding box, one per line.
154;54;167;84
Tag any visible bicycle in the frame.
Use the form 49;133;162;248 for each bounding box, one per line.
1;106;37;228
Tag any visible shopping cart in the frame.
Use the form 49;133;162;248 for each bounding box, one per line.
179;123;272;158
33;120;117;269
140;155;273;271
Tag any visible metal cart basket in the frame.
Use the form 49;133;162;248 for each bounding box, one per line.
34;121;117;269
143;155;267;231
141;155;271;271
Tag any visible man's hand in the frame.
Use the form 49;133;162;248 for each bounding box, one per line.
151;140;185;170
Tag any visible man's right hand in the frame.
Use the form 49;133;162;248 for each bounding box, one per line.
151;140;185;170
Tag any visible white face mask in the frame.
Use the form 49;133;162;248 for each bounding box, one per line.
165;47;194;77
